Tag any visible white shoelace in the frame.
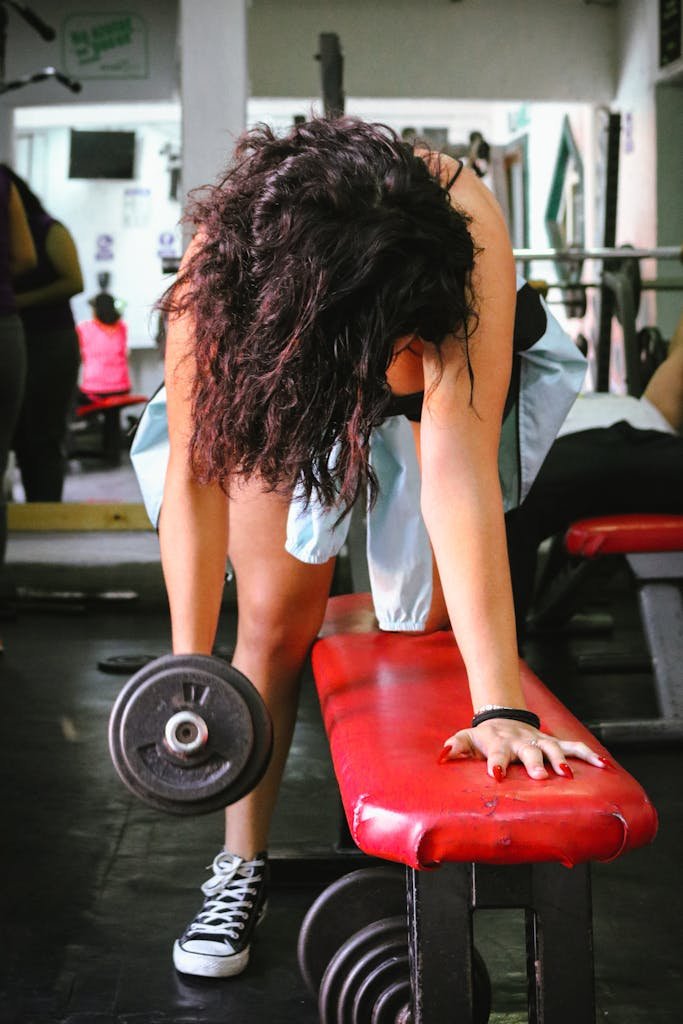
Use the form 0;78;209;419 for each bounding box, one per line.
185;851;265;941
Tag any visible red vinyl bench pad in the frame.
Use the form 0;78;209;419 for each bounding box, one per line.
76;392;148;418
562;514;683;742
313;594;657;871
565;513;683;557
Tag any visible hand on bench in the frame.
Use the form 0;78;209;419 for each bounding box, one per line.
439;715;609;782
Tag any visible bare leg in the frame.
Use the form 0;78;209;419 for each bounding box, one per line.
224;478;336;859
644;309;683;432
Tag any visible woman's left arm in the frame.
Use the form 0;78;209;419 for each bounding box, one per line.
421;164;603;781
15;222;84;309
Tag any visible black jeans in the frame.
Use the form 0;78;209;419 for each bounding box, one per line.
13;326;81;501
505;422;683;636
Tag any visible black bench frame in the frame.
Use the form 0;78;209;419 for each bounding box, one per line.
531;545;683;745
408;860;594;1023
70;396;146;465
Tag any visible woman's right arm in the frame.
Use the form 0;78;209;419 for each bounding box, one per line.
8;182;37;277
159;236;230;655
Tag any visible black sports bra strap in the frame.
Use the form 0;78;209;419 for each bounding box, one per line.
445;159;465;190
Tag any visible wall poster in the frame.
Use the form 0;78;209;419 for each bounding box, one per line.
63;13;149;79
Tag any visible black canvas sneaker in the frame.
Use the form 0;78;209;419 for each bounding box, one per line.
173;850;268;978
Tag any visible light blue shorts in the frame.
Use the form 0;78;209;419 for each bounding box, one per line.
286;290;587;631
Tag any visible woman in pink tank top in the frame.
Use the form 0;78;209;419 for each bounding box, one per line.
77;292;131;396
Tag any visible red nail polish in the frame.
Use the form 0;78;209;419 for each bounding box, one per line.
493;764;505;783
437;745;452;765
559;762;573;779
597;755;613;769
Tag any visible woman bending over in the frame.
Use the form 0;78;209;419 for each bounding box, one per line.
153;118;603;979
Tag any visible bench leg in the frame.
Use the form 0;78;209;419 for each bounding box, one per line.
407;861;595;1024
637;582;683;718
526;862;595;1024
102;408;123;464
587;554;683;744
407;863;476;1023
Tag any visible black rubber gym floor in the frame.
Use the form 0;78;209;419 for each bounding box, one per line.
1;558;681;1022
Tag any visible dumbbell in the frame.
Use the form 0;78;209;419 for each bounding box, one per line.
298;867;491;1024
108;653;273;815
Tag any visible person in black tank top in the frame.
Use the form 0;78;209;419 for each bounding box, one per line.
3;167;84;501
0;169;35;651
384;265;551;424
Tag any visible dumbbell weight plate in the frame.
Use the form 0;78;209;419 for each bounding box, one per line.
373;956;491;1024
302;868;492;1024
298;866;406;997
336;926;408;1023
98;654;160;675
108;653;273;815
330;919;490;1024
318;916;407;1024
371;982;412;1024
350;948;411;1024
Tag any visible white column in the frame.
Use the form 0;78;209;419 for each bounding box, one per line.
179;0;248;219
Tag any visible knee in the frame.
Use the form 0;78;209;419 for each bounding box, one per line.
236;591;325;670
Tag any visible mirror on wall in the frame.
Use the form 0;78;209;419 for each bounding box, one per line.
8;102;179;509
6;97;591;516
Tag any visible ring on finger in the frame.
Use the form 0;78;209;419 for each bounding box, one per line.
521;739;541;750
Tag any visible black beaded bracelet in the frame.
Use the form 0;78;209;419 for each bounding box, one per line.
471;707;541;730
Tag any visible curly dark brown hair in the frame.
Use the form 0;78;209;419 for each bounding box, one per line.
163;117;478;512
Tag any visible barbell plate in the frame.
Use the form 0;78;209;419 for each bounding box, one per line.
318;917;406;1024
611;244;642;322
350;950;411;1024
349;941;491;1024
297;866;405;997
473;947;492;1023
119;664;254;798
108;653;272;815
370;981;411;1024
98;654;160;675
177;655;273;810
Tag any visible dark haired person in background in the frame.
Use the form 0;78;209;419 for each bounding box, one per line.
506;307;683;637
146;117;604;979
76;291;132;460
77;291;131;399
2;166;83;501
467;130;491;179
0;164;36;651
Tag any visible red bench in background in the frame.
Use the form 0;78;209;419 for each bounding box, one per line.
71;392;148;465
299;593;657;1023
563;514;683;744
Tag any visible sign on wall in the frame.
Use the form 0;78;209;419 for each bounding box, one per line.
95;234;115;262
63;13;149;79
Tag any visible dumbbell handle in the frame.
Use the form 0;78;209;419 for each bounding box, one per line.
164;710;209;755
